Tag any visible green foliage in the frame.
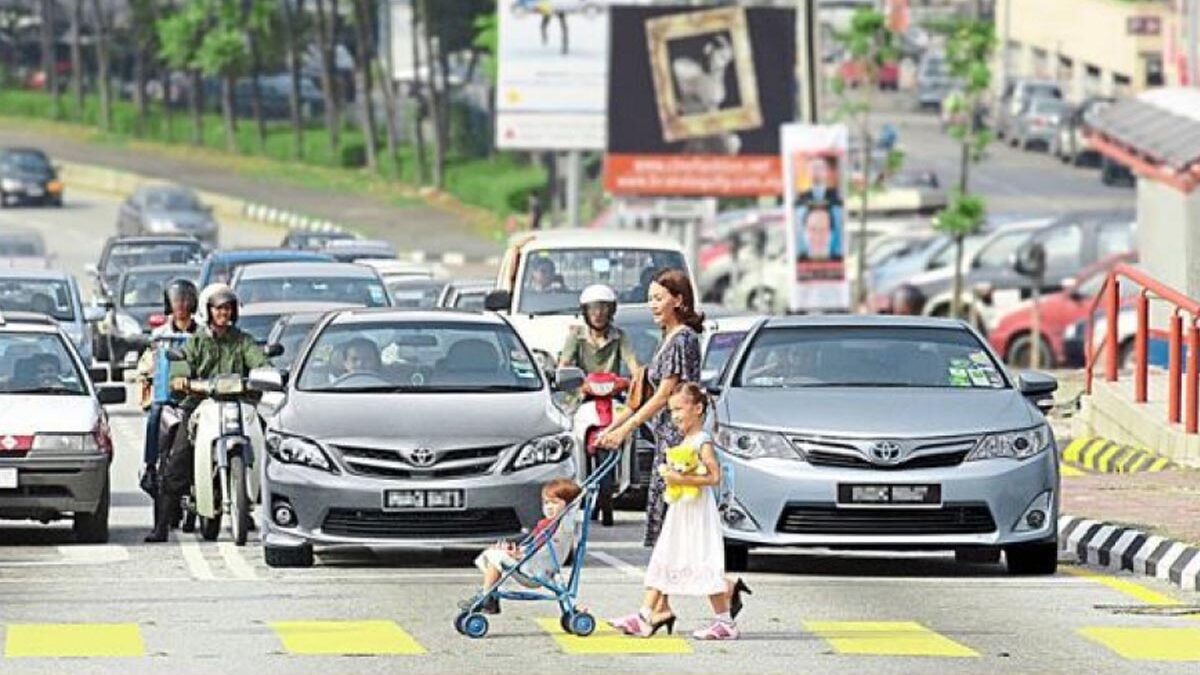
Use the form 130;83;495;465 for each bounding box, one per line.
935;191;987;237
472;12;499;85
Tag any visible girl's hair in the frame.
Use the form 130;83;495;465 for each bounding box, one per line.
542;478;582;503
653;268;705;333
670;381;710;416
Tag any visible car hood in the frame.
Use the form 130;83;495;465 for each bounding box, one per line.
718;387;1038;437
0;395;98;434
278;390;567;448
123;305;159;329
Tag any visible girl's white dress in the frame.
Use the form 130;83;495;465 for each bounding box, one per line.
643;431;727;596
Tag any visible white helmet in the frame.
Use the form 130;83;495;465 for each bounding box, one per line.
579;284;617;330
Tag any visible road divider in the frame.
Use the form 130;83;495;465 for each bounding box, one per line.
1059;515;1200;592
1062;437;1177;474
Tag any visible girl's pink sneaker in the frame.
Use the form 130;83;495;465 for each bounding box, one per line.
692;620;740;641
609;612;651;637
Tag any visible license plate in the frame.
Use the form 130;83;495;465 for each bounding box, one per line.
0;468;17;489
383;489;464;511
838;483;941;506
26;186;43;197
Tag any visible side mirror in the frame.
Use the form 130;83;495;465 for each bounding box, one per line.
248;366;285;393
483;289;512;312
264;343;284;358
88;367;109;383
83;306;106;323
1019;371;1058;414
554;366;585;392
96;385;127;406
94;296;114;310
702;373;722;397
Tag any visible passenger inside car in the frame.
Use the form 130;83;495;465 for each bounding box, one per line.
433;339;501;386
12;353;63;390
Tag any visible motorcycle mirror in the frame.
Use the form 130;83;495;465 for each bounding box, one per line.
264;342;284;358
248;367;285;393
554;366;585;392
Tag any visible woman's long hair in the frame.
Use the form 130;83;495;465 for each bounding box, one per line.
653;268;705;333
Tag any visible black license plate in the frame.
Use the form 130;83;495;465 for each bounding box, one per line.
383;489;465;511
838;484;941;505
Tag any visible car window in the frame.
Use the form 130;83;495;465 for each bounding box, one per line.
734;327;1006;390
0;278;75;321
388;281;444;309
273;318;318;369
974;230;1032;269
104;243;200;275
145;190;200;211
0;333;86;395
296;322;542;392
0;151;51;173
703;331;749;376
1036;224;1083;269
1025;84;1061;100
1097;220;1135;258
236;276;388;306
518;248;688;314
120;269;193;308
454;291;487;311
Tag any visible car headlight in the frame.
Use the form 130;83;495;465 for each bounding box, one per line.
266;432;335;472
715;426;800;461
967;424;1052;461
1;178;22;191
115;313;142;337
510;433;572;471
33;433;100;454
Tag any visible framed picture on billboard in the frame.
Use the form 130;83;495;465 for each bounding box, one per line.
782;123;850;313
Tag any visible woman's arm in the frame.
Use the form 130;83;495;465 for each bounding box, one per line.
662;442;721;487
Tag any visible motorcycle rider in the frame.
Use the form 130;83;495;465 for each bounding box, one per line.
145;284;268;543
558;284;639;526
135;279;200;531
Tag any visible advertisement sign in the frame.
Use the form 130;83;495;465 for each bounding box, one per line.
605;4;799;197
782;123;850;312
496;0;611;150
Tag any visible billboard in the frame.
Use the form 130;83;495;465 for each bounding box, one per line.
495;0;611;150
782;123;850;312
605;4;799;197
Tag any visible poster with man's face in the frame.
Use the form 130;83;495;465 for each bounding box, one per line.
782;124;850;312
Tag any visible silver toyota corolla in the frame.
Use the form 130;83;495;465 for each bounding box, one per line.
710;316;1060;575
252;309;577;568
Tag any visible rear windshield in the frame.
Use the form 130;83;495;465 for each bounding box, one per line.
0;278;75;321
0;333;86;395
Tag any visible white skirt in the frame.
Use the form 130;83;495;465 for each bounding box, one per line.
643;487;727;596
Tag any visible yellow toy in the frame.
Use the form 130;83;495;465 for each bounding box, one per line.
660;444;708;504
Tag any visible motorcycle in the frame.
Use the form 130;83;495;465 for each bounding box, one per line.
569;372;633;526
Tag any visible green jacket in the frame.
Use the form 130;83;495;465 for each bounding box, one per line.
180;325;269;390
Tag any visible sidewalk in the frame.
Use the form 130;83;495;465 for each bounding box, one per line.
1063;469;1200;544
0;121;503;261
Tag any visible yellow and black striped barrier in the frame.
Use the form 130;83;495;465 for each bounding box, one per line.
1062;438;1177;474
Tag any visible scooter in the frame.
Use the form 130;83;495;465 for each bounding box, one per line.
569;372;632;526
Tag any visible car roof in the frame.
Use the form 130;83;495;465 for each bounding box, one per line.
763;315;972;330
0;268;70;281
240;301;359;316
207;249;333;262
447;278;492;290
118;263;199;275
507;229;686;252
327;307;508;326
106;235;201;249
234;262;379;278
0;147;48;157
707;314;766;333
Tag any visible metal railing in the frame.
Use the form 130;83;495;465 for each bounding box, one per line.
1085;263;1200;434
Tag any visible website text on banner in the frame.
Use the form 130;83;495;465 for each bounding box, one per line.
782;123;851;312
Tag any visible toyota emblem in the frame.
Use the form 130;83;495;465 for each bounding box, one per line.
409;448;436;467
869;440;903;464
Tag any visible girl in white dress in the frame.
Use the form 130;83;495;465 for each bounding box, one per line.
610;383;748;641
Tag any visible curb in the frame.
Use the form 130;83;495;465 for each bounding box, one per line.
1059;515;1200;592
1062;437;1177;474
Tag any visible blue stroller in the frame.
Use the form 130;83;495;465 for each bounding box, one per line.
454;447;621;639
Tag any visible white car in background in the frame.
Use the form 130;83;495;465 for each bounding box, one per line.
355;258;446;284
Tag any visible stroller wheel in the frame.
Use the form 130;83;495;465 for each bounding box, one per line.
559;613;574;635
463;613;489;639
569;612;596;637
454;611;469;635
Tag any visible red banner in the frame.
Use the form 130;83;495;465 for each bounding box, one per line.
604;154;783;197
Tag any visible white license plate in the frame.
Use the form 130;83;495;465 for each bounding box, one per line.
0;467;17;489
383;489;464;511
26;187;43;197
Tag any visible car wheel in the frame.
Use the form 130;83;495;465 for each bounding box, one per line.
1118;339;1136;371
955;547;1001;565
1006;333;1055;369
73;478;110;544
52;196;63;207
724;541;750;572
1005;541;1058;575
0;191;7;208
230;455;251;546
264;544;314;568
702;276;730;304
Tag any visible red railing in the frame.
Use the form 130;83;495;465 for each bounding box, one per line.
1085;263;1200;434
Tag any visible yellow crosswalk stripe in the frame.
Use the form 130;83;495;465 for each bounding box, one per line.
1062;568;1187;608
1079;627;1200;661
534;617;691;655
803;621;978;657
1062;437;1090;464
4;623;145;658
269;620;426;656
1060;462;1086;477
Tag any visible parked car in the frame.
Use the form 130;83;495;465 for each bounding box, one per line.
1010;97;1071;151
1051;96;1115;166
699;210;785;304
710;315;1060;574
1063;306;1138;371
252;309;577;567
355;259;445;286
0;311;127;542
917;52;956;110
1100;156;1136;187
281;228;357;251
0;270;102;364
197;248;333;288
116;185;219;248
320;239;397;263
438;279;494;311
239;301;360;345
994;79;1063;141
230;262;392;308
0;147;64;207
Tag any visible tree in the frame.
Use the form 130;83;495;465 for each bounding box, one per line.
40;0;61;118
351;0;377;170
367;0;402;173
193;0;254;153
89;0;113;131
472;11;497;159
243;0;275;152
69;0;84;118
279;0;306;159
418;0;443;188
408;0;427;183
829;8;902;308
934;18;996;320
313;0;340;153
158;1;209;144
129;0;161;136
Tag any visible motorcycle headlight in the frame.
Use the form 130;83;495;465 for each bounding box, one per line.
967;424;1052;462
115;313;142;337
33;433;99;454
510;433;573;471
715;426;801;461
221;404;242;434
266;432;335;473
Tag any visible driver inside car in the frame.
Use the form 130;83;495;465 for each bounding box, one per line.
146;284;268;543
338;337;383;378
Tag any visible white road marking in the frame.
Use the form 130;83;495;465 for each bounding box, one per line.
589;550;644;580
218;542;260;580
179;539;216;580
56;544;130;564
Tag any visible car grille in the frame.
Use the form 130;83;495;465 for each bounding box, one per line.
322;508;522;539
792;435;977;471
333;444;508;479
776;502;997;535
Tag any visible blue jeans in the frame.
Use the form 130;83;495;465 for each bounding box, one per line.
143;403;164;466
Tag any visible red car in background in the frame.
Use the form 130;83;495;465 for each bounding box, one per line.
839;59;900;90
989;253;1136;368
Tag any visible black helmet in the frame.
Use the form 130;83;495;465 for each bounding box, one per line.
162;278;199;316
204;283;239;325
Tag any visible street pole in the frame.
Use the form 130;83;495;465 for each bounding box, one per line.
565;150;582;228
1191;0;1200;87
1002;0;1011;89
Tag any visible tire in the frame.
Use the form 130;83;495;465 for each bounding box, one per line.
455;612;470;635
0;191;8;207
1005;541;1058;575
724;541;750;572
230;455;251;546
73;478;110;544
265;544;314;568
1005;333;1055;369
570;612;596;637
463;614;489;639
955;547;1001;565
702;276;730;304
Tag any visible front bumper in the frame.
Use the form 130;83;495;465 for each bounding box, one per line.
261;457;576;548
0;180;61;202
0;455;109;520
721;446;1058;549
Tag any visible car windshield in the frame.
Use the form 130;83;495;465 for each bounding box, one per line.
974;229;1033;269
1026;84;1061;99
236;276;389;306
145;190;200;211
0;151;50;173
387;280;445;309
273;318;319;369
240;313;283;344
296;322;542;393
734;326;1007;390
455;291;487;311
105;243;200;275
0;236;45;257
120;269;194;308
0;333;85;395
704;330;749;376
518;248;688;314
0;278;75;321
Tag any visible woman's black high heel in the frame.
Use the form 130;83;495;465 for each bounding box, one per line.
730;578;753;620
650;614;677;636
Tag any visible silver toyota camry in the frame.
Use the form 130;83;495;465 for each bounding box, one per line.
252;309;577;568
710;316;1060;575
